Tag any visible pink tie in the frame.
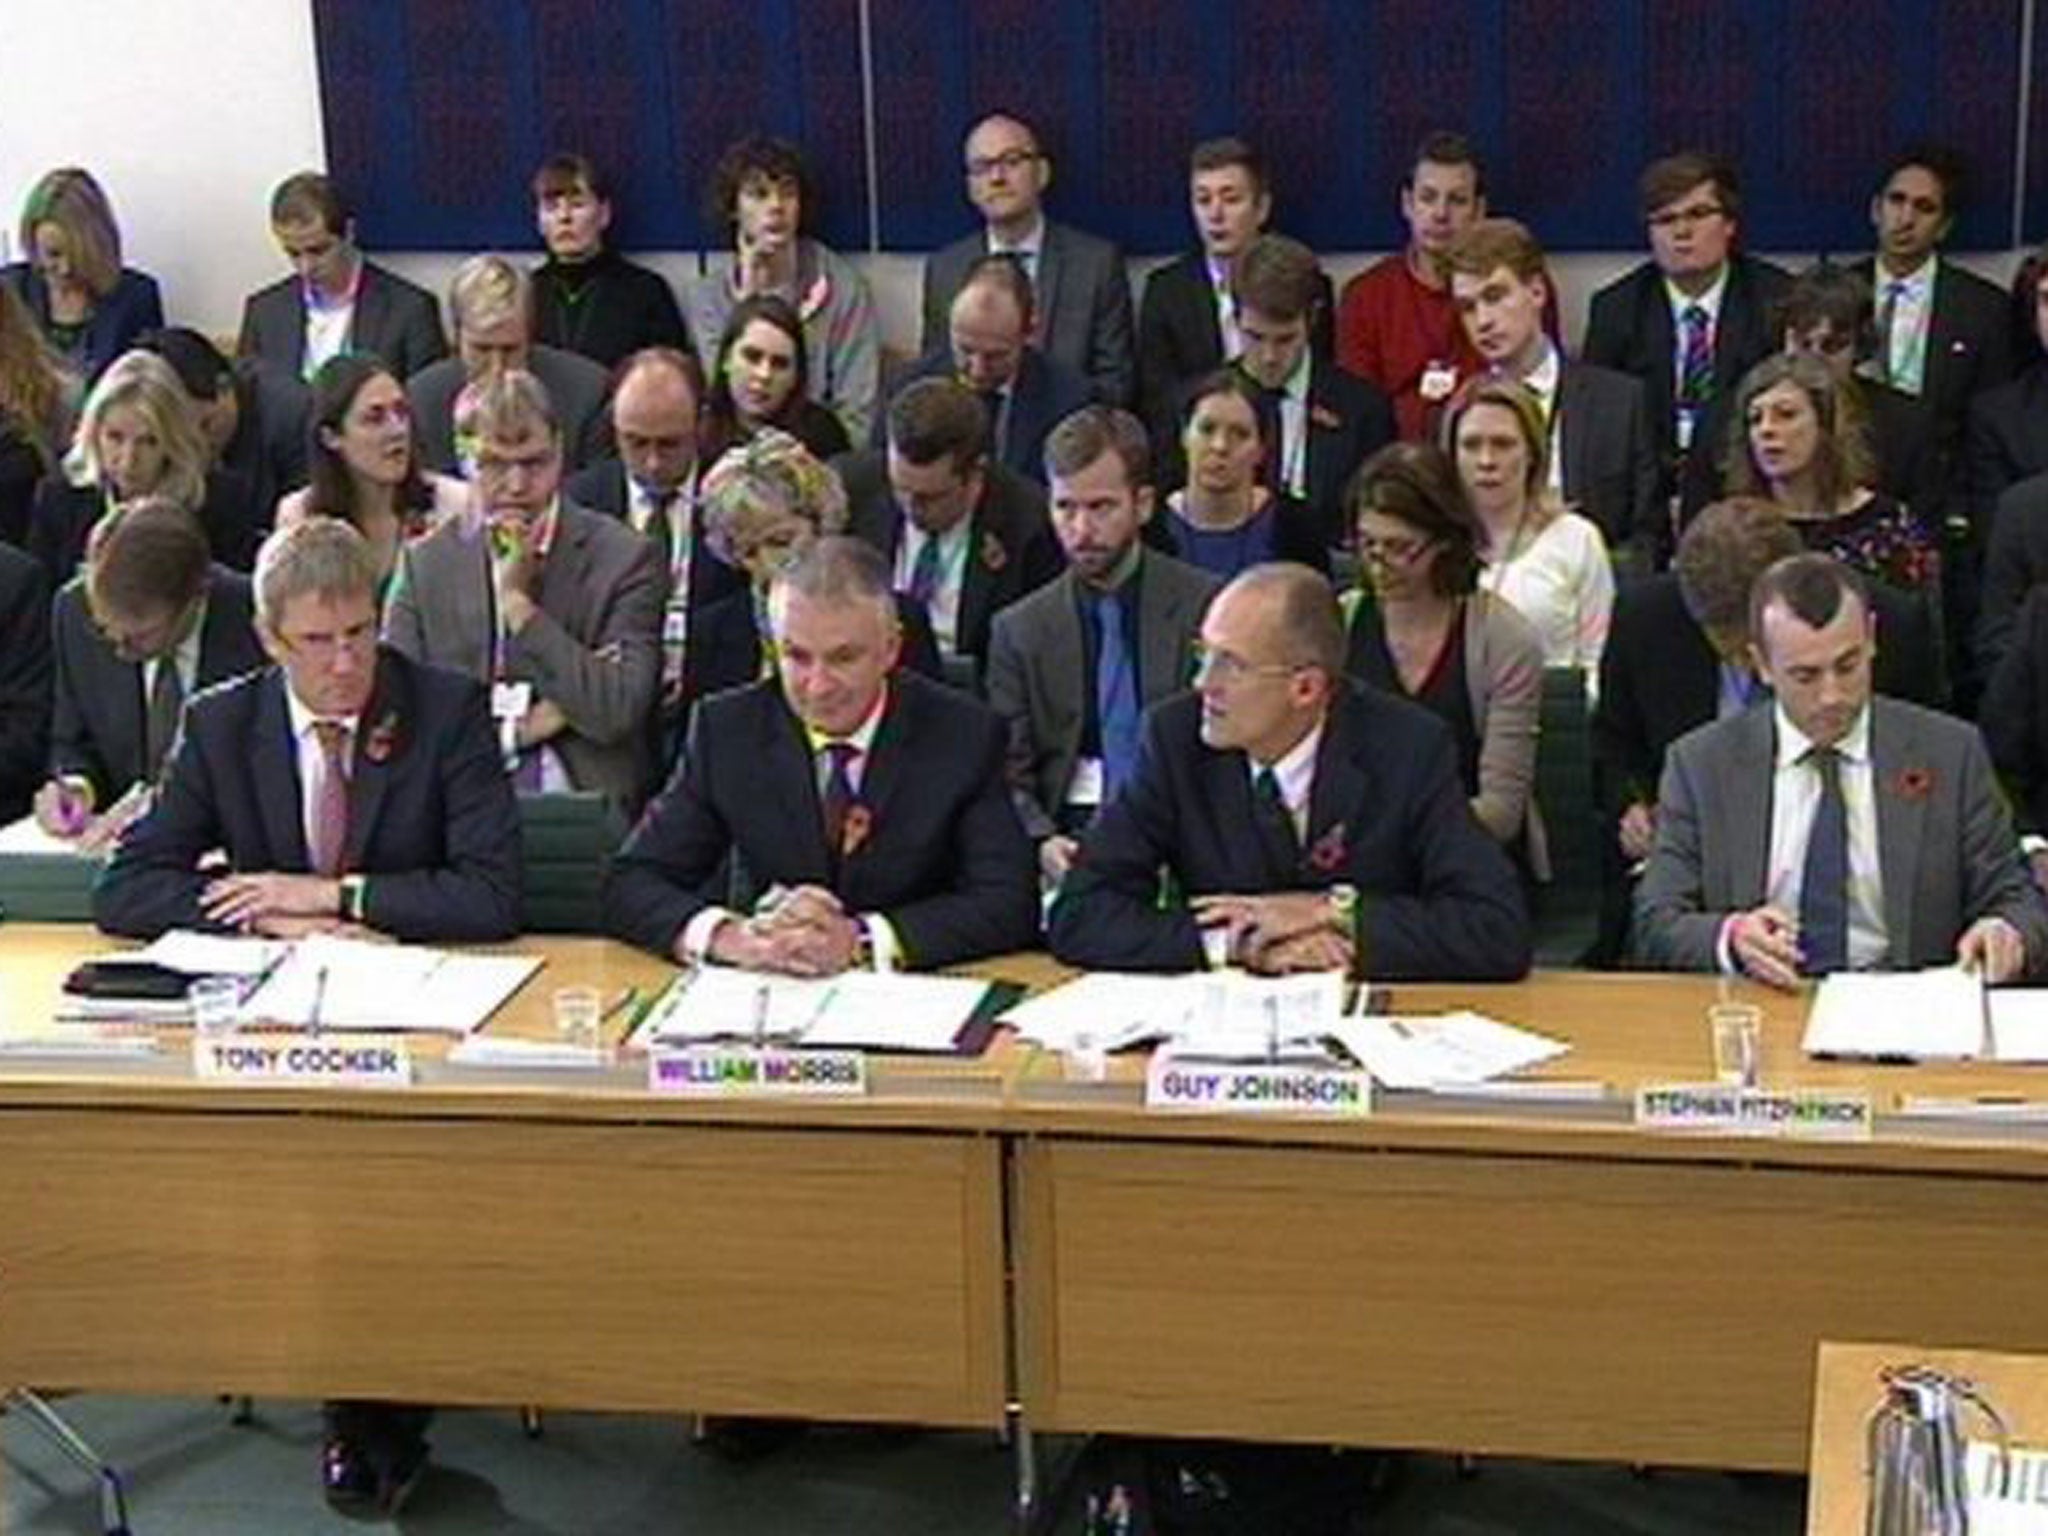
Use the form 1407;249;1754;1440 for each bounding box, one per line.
309;721;352;877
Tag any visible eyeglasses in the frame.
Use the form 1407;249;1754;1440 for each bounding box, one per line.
276;620;378;662
473;448;557;482
1191;643;1306;686
1355;533;1433;565
1648;202;1727;231
966;147;1040;179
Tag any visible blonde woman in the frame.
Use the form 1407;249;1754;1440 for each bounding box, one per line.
1;168;163;388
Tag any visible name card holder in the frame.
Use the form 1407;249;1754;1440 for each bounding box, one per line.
648;1046;868;1098
1634;1081;1872;1140
194;1037;414;1089
1144;1055;1372;1117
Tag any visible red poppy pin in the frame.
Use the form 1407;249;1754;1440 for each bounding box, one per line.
1310;404;1341;430
980;533;1008;573
1893;766;1935;801
841;805;873;859
1306;825;1349;873
363;711;402;764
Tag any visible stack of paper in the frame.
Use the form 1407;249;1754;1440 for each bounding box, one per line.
1802;968;1988;1061
236;935;540;1034
640;967;992;1053
1003;970;1345;1061
1326;1011;1570;1089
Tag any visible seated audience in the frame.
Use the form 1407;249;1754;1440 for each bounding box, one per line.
1227;235;1395;550
686;136;878;442
923;112;1134;406
986;406;1217;882
405;254;610;473
1445;218;1655;558
1443;377;1615;684
28;349;262;582
1634;554;2043;983
1336;131;1488;441
838;377;1059;670
0;281;68;547
695;429;941;700
1159;369;1328;578
700;294;850;464
1048;562;1531;979
39;498;263;846
530;152;691;370
237;171;447;384
1;167;163;392
1982;584;2048;888
1978;468;2048;671
1964;244;2048;535
0;542;51;828
1342;442;1543;867
384;369;663;811
141;325;306;529
274;354;470;595
605;536;1038;971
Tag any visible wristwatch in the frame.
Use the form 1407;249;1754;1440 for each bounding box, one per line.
1327;882;1359;935
339;874;369;923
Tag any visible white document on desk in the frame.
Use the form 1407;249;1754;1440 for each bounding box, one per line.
1328;1011;1570;1090
1001;972;1205;1051
0;815;85;857
646;967;990;1052
1002;970;1344;1059
1801;967;1987;1061
134;930;290;977
1986;990;2048;1063
236;936;539;1034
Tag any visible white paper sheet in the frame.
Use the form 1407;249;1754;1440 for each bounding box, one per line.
133;931;291;977
1001;970;1345;1061
0;815;84;857
236;936;540;1034
1801;968;1987;1061
1325;1010;1571;1090
642;967;991;1053
1989;991;2048;1062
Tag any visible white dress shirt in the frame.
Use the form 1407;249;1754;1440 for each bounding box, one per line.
893;516;973;655
1875;254;1936;396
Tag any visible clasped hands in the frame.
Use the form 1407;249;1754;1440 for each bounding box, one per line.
709;884;864;976
1193;890;1352;975
199;871;383;941
1727;904;2026;989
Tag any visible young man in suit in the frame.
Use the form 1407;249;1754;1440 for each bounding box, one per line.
94;516;519;1519
1964;246;2048;535
1445;217;1657;558
404;255;613;473
1582;151;1792;560
921;112;1135;406
1135;137;1332;451
236;172;446;385
1227;235;1396;551
1049;562;1529;979
839;377;1060;671
1634;553;2044;983
385;368;664;811
986;405;1218;882
530;153;692;370
38;499;264;847
0;541;51;829
605;536;1038;973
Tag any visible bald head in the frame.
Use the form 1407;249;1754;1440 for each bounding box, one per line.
949;266;1031;393
612;348;701;494
1197;563;1343;763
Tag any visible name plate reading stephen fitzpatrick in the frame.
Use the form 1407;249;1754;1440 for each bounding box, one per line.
193;1038;414;1089
648;1047;868;1098
1635;1082;1872;1140
1144;1056;1372;1117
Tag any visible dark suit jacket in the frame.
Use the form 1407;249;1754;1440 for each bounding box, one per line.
27;469;263;588
1982;585;2048;836
1852;255;2013;478
984;552;1219;841
224;359;312;518
95;649;522;942
0;425;47;549
605;670;1038;968
1634;696;2048;974
1582;255;1793;531
0;543;51;825
1299;359;1397;550
1965;364;2048;536
687;588;943;702
1554;359;1659;552
836;448;1062;665
563;455;749;635
1980;470;2048;670
406;344;612;473
532;250;690;370
921;221;1135;406
50;566;265;806
1;264;163;384
236;261;447;384
882;348;1093;483
1047;684;1532;979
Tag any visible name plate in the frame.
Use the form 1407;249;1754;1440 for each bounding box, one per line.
648;1047;868;1098
193;1037;413;1089
1144;1056;1372;1117
1634;1082;1871;1140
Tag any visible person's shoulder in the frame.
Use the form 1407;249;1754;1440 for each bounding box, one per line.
1561;356;1644;401
563;457;623;508
995;567;1074;629
186;664;276;728
0;536;41;590
1936;257;2009;313
1733;253;1795;293
1872;694;1977;755
1145;548;1221;600
1143;250;1206;296
1311;358;1378;412
243;271;296;310
1335;676;1451;749
828;446;887;497
928;230;984;270
1470;587;1544;651
532;343;610;393
361;259;436;303
1046;220;1125;265
1338;253;1410;304
1589;260;1662;307
405;353;460;394
895;667;999;730
982;461;1049;519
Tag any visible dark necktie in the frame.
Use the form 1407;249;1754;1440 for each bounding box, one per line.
980;389;1007;461
819;741;859;873
308;721;352;878
1092;592;1140;799
1799;746;1850;975
143;659;185;779
1253;766;1302;884
647;490;689;699
1255;386;1286;491
908;534;944;609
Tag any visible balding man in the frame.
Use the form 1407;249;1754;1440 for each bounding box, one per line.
1050;563;1529;979
606;536;1038;973
404;254;612;472
921;112;1134;406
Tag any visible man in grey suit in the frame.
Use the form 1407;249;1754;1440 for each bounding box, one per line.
1635;554;2047;985
404;255;612;474
384;369;663;811
987;406;1218;882
236;172;446;384
921;112;1134;407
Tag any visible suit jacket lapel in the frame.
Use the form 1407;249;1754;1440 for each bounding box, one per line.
1728;708;1775;908
1303;707;1369;878
1871;702;1924;964
536;508;590;633
1556;364;1588;491
1135;559;1192;700
958;502;997;654
350;269;389;362
1044;573;1087;726
1203;748;1270;888
343;653;405;869
1033;228;1064;349
253;672;311;871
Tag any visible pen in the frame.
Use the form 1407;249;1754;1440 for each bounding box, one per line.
598;986;636;1024
308;963;329;1037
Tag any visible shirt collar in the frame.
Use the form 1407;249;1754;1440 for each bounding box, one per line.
1773;701;1872;771
1250;718;1324;811
301;251;363;312
527;498;562;559
284;679;359;745
1664;264;1730;327
990;214;1046;259
803;683;890;758
1518;340;1562;403
1280;345;1312;403
1877;253;1938;296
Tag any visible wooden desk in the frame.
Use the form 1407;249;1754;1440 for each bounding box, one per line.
0;927;1010;1427
1007;972;2048;1471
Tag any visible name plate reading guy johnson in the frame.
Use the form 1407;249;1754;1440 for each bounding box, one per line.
1144;1056;1372;1117
649;1047;868;1098
1635;1082;1872;1140
194;1038;413;1089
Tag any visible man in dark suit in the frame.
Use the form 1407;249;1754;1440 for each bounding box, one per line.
404;255;612;473
840;377;1060;672
1135;137;1332;453
1635;553;2045;983
987;405;1218;882
890;256;1093;484
385;369;663;811
1591;497;1944;965
0;542;52;828
1224;235;1395;551
530;153;692;370
1583;151;1792;562
1963;246;2048;533
921;112;1134;406
1981;585;2048;883
142;326;310;526
38;499;263;847
606;536;1038;972
1978;470;2048;671
1446;218;1656;559
236;172;446;385
1049;563;1530;979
